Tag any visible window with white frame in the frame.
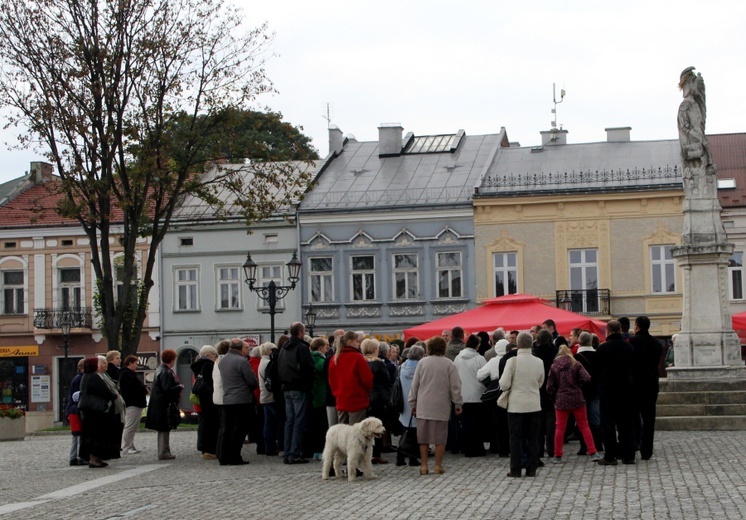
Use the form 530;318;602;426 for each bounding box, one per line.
394;253;418;300
437;252;462;298
351;255;375;301
2;270;24;315
59;267;81;310
310;257;334;303
259;264;285;310
569;249;600;313
115;262;139;306
217;267;241;309
651;245;676;293
493;252;517;297
729;252;744;300
175;267;199;311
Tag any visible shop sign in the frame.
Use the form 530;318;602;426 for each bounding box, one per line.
31;375;50;403
0;346;39;357
241;335;261;347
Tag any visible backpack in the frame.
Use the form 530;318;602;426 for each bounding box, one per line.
264;352;279;393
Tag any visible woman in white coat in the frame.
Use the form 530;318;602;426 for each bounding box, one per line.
454;334;487;457
498;332;545;478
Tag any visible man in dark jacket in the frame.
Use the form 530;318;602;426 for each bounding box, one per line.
596;320;636;465
534;329;559;458
277;322;314;464
630;315;663;460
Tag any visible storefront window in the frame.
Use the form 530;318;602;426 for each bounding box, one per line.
0;357;28;410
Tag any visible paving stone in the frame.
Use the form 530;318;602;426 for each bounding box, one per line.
0;430;745;519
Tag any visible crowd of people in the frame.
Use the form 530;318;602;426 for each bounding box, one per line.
65;315;663;477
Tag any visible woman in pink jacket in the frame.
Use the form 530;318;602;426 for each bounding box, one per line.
546;345;602;463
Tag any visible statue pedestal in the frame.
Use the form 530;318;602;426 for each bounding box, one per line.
670;242;746;380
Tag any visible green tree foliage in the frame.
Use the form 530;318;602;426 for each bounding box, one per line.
169;108;319;163
0;0;316;357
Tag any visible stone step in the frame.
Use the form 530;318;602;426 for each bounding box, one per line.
656;415;746;431
657;390;746;406
656;403;746;416
659;379;746;392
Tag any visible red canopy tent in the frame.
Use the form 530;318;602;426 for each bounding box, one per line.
403;293;607;341
731;312;746;344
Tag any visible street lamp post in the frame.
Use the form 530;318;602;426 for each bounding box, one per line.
59;316;72;424
243;251;302;343
305;303;317;338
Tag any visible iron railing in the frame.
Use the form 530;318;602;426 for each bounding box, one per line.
555;289;611;316
33;308;93;329
478;166;682;195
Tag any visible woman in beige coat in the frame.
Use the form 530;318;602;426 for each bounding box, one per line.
408;336;463;476
498;332;545;478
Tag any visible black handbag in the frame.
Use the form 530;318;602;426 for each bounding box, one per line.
191;366;212;398
79;392;109;413
388;366;404;414
397;415;419;459
78;377;109;413
480;378;503;403
167;402;181;429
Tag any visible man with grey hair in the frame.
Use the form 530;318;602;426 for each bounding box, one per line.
485;328;506;361
217;338;257;465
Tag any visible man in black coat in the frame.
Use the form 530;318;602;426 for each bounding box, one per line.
277;321;314;464
596;320;636;465
630;315;663;460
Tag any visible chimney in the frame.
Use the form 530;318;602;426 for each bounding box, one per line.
605;127;631;142
539;129;568;146
29;161;53;184
378;123;403;157
328;125;344;156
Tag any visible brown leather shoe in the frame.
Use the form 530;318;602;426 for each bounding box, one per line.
202;453;217;460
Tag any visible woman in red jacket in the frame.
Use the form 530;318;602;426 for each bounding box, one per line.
328;330;373;425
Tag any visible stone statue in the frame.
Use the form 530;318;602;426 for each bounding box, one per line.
676;67;725;244
677;66;715;198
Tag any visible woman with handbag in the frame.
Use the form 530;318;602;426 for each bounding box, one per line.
191;345;219;460
498;332;545;478
395;343;423;467
362;338;391;464
78;357;119;468
145;349;184;460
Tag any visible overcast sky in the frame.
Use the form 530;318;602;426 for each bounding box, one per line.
1;0;744;184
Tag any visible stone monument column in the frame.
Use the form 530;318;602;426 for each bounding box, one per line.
669;67;745;379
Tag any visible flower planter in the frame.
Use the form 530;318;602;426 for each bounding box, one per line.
0;416;26;441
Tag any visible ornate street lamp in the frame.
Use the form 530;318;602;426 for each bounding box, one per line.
243;251;302;343
59;315;72;424
305;303;317;338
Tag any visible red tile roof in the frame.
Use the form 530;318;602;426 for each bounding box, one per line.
711;133;746;208
0;179;126;228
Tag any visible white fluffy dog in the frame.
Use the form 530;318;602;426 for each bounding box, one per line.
322;417;385;482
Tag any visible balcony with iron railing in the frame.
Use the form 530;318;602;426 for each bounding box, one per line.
555;289;611;316
33;308;93;330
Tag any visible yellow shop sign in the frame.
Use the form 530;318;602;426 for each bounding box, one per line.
0;346;39;357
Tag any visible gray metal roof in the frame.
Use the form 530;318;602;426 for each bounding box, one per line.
300;131;507;211
477;139;683;196
172;160;321;222
0;176;30;206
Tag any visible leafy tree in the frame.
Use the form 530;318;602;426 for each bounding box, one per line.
0;0;317;357
170;108;319;164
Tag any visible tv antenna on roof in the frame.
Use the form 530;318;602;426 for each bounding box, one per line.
322;102;332;128
551;83;566;130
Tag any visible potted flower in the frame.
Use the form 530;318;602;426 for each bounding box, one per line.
0;404;26;441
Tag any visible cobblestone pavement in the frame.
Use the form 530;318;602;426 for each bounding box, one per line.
1;429;745;519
